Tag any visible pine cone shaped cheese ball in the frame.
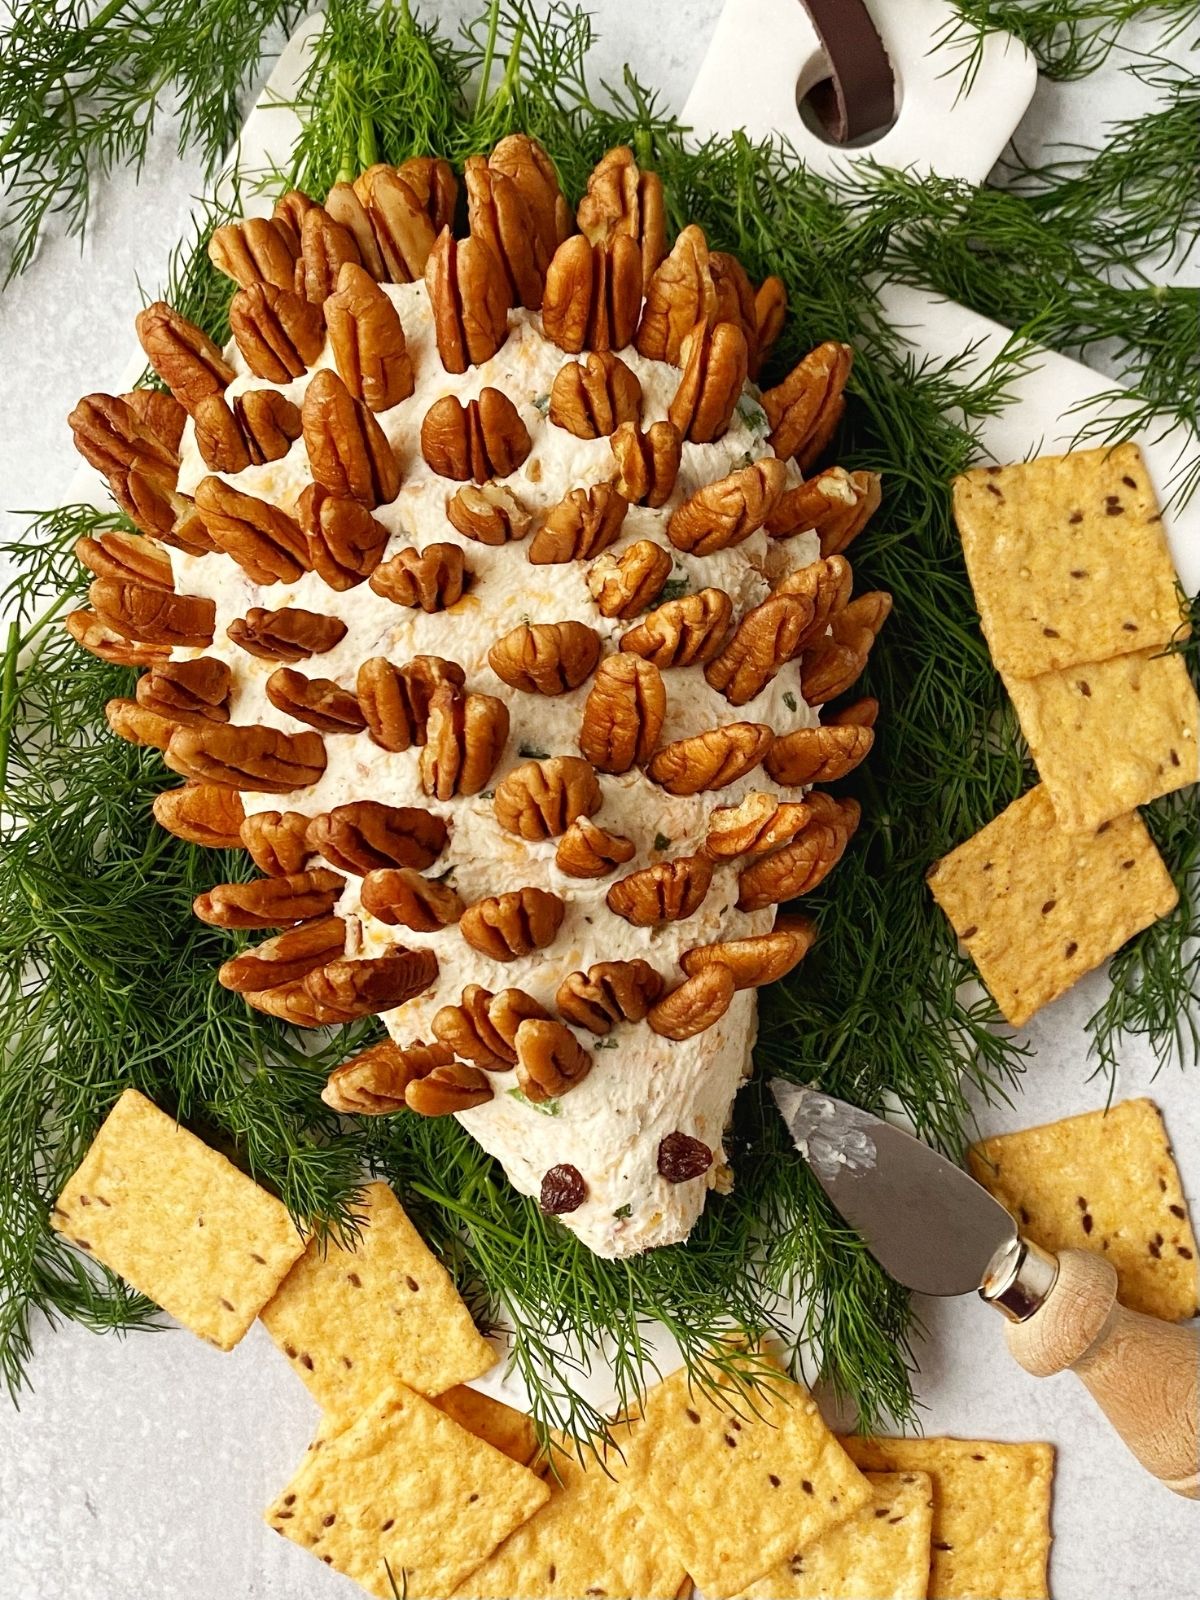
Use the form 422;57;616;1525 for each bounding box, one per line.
68;143;884;1260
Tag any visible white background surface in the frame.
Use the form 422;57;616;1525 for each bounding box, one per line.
1;3;1198;1597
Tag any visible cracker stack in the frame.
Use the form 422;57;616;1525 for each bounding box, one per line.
932;443;1198;1027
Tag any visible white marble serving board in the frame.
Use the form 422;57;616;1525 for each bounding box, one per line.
4;4;1198;1598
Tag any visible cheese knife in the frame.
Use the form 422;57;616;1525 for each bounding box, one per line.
771;1082;1200;1498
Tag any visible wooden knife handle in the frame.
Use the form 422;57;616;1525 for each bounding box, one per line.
1005;1248;1199;1498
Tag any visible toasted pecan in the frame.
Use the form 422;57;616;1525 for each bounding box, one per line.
647;966;736;1040
681;921;817;988
240;809;313;876
578;653;665;774
766;467;881;557
322;1039;450;1115
433;983;548;1070
296;483;389;590
164;722;327;791
527;482;628;564
765;721;874;786
324;181;388;280
577;145;666;279
295;204;362;305
69;392;179;486
64;610;169;668
229;282;325;382
234;389;303;465
421;389;531;482
134;302;235;413
459;887;566;962
704;592;813;705
136;656;231;723
619;587;732;669
104;697;180;750
369;543;467;612
405;1061;492;1116
426;228;511;373
193;476;308;585
360;867;463;931
464;154;549;309
266;668;366;734
555;816;636;878
762;341;853;468
193;868;344;929
89;578;213;648
302;369;400;507
219;917;346;993
446;483;531;546
74;529;173;590
668;457;787;556
648;721;773;796
636;225;716;365
606;855;713;927
493;756;601;840
754;276;787;370
226;605;347;662
151;783;246;848
736;797;861;911
514;1019;593;1104
304;948;440;1020
307;801;448;875
556;959;664;1034
703;791;812;860
357;655;466;752
488;620;600;694
542;234;643;353
608;419;682;508
586;540;673;620
325;262;414;410
208;217;296;291
420;684;509;798
668;319;748;444
489;135;572;262
549;352;641;439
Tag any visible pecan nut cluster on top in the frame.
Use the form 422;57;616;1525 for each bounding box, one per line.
66;135;887;1257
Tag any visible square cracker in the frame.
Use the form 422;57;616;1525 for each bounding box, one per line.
926;786;1177;1028
952;442;1185;678
840;1436;1054;1600
264;1382;550;1598
434;1385;542;1467
451;1434;689;1600
968;1098;1199;1322
260;1180;493;1409
1005;647;1199;831
739;1469;933;1599
611;1357;871;1599
50;1088;303;1350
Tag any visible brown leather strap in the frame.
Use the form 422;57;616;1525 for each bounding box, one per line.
798;0;896;143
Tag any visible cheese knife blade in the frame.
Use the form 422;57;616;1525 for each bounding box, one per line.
770;1080;1200;1497
769;1081;1022;1298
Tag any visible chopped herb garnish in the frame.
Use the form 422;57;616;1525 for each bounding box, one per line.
653;832;671;852
506;1088;561;1116
518;742;550;760
659;578;690;603
612;1204;633;1220
532;393;550;413
783;691;798;713
594;1037;619;1050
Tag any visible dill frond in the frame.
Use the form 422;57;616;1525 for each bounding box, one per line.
938;0;1200;82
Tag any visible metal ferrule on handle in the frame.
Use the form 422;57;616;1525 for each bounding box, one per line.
980;1234;1060;1322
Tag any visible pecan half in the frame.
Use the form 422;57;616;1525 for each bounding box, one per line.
668;457;787;556
420;684;509;798
542;234;643;353
193;868;344;929
296;483;388;590
191;394;251;475
446;483;531;545
765;721;874;785
357;655;466;752
235;389;303;465
271;189;317;256
636;225;716;365
607;855;713;927
324;181;387;279
799;637;867;705
307;802;448;874
122;388;186;453
556;959;664;1034
514;1019;594;1105
577;145;666;279
302;369;401;508
89;578;214;648
608;419;682;508
326;262;414;411
64;611;169;668
766;467;881;557
219;917;346;993
426;228;511;373
266;668;366;734
406;1062;493;1116
136;656;230;722
362;164;444;282
494;756;601;840
295;203;362;305
620;587;732;669
578;653;665;774
774;555;854;651
754;276;787;371
106;467;190;544
162;500;218;555
459;887;566;962
555;816;636;878
229;282;325;382
164;722;327;791
208;217;296;291
668;319;748;444
69;393;178;486
647;966;735;1040
834;591;892;642
369;543;467;612
647;722;773;795
135;302;235;414
737;797;861;911
681;921;817;988
549;352;641;439
704;592;813;705
105;698;180;750
360;867;463;931
488;620;600;695
75;529;173;590
420;389;531;482
435;984;540;1070
464;153;549;309
489;135;572;263
703;791;812;860
762;341;853;467
587;540;673;620
151;783;246;848
242;981;351;1029
194;476;308;585
710;252;759;369
323;1039;450;1116
304;948;440;1020
227;606;347;662
240;809;312;876
830;696;879;729
527;482;628;564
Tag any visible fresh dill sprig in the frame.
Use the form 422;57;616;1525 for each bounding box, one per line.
0;0;306;280
940;0;1200;81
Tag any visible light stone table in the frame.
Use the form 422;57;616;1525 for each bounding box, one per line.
0;5;1196;1596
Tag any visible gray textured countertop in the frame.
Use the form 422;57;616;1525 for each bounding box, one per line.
1;5;1197;1597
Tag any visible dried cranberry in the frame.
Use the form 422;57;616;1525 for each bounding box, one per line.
540;1163;587;1214
657;1132;713;1183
